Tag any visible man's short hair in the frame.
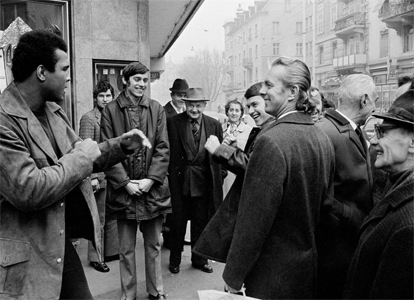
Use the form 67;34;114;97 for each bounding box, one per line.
93;81;114;98
338;74;376;107
12;30;68;82
245;82;263;99
122;61;149;82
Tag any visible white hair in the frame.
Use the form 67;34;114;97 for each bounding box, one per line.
338;74;377;107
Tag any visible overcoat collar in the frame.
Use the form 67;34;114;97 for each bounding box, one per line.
359;167;414;234
93;107;102;126
270;110;314;128
1;82;76;163
116;91;149;108
324;108;366;157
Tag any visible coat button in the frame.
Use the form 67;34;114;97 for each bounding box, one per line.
60;202;64;207
178;172;181;175
57;258;62;263
59;230;64;235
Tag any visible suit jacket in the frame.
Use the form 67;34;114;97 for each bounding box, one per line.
79;107;106;187
167;112;226;217
343;167;413;299
223;112;335;299
164;101;178;119
0;82;128;299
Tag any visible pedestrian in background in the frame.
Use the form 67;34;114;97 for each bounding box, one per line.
315;74;378;299
343;89;414;299
79;80;119;273
167;87;226;275
223;57;335;299
193;82;275;263
0;30;150;300
101;61;170;300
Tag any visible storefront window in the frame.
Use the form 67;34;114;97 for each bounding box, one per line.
1;0;72;121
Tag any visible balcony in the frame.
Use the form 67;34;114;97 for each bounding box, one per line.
334;12;365;39
243;58;253;69
378;1;414;33
333;54;367;73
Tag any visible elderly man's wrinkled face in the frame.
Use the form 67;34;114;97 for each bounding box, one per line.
185;101;206;120
370;122;413;173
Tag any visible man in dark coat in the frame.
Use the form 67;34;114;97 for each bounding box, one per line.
343;90;414;299
167;87;226;274
100;62;170;300
315;74;378;298
162;78;189;248
223;57;335;299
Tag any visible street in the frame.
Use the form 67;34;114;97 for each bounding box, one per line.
78;228;226;300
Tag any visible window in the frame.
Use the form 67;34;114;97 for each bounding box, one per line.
1;0;72;120
249;28;252;41
296;43;303;56
319;46;324;64
255;24;258;37
330;5;337;30
403;26;413;53
349;36;355;55
306;43;309;56
249;48;252;61
332;41;338;58
255;67;258;81
285;0;291;11
255;45;258;58
317;4;324;34
273;43;280;56
273;21;280;34
243;32;246;43
296;22;303;34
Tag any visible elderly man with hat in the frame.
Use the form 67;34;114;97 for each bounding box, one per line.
166;87;226;274
164;78;189;118
343;90;414;299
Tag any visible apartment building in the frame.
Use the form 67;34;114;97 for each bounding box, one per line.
223;0;414;107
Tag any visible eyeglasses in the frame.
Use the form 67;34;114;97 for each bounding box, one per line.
374;123;399;139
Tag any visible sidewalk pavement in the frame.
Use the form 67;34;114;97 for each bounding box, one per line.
77;232;226;300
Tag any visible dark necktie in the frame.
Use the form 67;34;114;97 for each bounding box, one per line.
355;126;367;152
190;120;200;146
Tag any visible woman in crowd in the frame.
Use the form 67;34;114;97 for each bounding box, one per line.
192;82;276;263
221;100;253;196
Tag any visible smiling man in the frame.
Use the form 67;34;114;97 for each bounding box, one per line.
343;89;414;299
222;57;335;299
167;87;226;275
100;61;170;300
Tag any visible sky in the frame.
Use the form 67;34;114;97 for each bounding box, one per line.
166;0;256;63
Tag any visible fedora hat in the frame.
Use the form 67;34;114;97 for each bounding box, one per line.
183;87;210;101
373;89;414;125
169;79;189;93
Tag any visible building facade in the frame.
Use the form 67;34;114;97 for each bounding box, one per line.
0;0;204;129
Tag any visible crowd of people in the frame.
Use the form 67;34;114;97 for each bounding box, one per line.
0;29;413;300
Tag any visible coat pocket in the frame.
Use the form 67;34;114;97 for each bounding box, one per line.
0;238;31;296
148;176;171;209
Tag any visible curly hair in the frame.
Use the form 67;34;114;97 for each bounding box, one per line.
271;57;314;114
12;30;68;82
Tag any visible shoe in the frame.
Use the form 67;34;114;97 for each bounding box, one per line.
168;265;180;274
89;261;110;273
104;254;119;262
148;293;167;300
192;263;213;273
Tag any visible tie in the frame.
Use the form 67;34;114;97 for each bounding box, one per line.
190;120;200;145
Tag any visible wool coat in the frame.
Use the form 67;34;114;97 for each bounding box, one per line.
163;101;178;118
167;112;226;218
193;117;275;262
315;109;373;298
100;92;171;220
223;112;335;300
343;167;414;299
0;82;129;299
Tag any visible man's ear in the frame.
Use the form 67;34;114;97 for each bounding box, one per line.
36;65;46;82
408;138;414;154
360;94;368;108
288;85;299;101
122;77;127;85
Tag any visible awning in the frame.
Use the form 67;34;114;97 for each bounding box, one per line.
373;0;386;12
